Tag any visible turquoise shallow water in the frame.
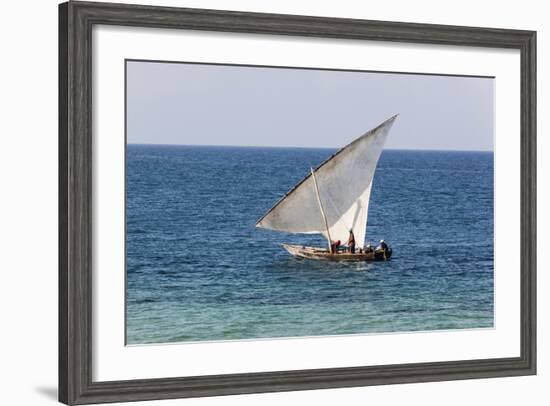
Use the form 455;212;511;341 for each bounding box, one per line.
126;145;493;344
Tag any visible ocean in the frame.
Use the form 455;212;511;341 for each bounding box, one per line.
126;145;494;344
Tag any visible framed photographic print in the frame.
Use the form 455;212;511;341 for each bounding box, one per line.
59;1;536;404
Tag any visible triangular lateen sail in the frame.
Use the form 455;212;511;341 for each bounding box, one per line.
256;115;397;248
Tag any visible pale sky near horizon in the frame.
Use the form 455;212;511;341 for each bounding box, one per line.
126;60;494;151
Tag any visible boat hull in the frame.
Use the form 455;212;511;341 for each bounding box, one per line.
282;244;392;261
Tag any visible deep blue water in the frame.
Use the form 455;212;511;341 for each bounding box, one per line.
126;145;494;344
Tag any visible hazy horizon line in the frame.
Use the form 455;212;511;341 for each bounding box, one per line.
126;142;494;153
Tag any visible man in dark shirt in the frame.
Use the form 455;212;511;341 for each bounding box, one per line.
347;230;356;254
376;239;388;251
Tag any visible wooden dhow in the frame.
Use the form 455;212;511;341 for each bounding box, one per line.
256;115;397;261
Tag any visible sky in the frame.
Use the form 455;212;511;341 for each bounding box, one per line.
126;60;494;151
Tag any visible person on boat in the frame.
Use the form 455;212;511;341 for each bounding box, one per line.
376;239;388;251
330;240;341;254
347;229;356;254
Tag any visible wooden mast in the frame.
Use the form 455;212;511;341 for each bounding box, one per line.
310;168;333;253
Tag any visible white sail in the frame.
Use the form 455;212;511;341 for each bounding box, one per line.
256;115;397;248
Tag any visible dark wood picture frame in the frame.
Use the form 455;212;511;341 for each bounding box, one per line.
59;1;537;404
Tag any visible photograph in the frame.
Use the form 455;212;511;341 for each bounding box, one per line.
125;60;495;345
